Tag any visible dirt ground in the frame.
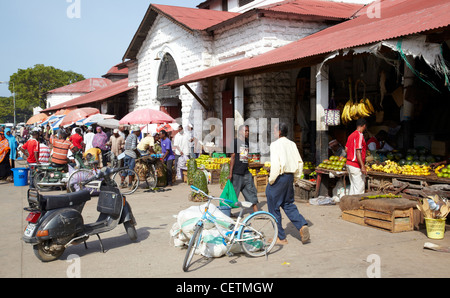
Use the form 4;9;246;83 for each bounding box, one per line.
1;164;450;279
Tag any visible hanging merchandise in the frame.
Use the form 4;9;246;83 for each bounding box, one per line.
324;91;340;126
341;78;375;124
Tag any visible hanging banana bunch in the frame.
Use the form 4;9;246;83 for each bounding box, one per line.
341;78;375;124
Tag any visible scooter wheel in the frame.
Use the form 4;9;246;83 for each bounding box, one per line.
33;243;65;262
124;221;138;242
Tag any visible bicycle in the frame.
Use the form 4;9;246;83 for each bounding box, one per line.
67;154;140;195
67;166;139;196
135;155;158;190
182;185;278;272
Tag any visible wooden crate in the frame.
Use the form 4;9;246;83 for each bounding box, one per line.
294;179;316;202
182;169;188;183
342;207;414;233
254;175;268;193
209;169;220;184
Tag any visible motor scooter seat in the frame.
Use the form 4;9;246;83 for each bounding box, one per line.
42;190;91;211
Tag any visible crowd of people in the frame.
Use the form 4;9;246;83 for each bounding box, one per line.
0;122;199;187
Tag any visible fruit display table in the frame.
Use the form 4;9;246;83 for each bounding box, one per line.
366;170;450;198
314;168;348;197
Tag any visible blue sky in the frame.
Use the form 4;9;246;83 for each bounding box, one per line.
0;0;200;97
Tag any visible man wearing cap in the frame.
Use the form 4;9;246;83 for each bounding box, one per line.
107;129;125;160
83;126;95;151
121;125;141;189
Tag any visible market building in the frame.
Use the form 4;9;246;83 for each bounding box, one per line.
155;0;449;164
122;0;369;152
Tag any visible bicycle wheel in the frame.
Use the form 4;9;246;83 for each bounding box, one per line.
33;172;52;192
239;213;278;257
112;169;140;195
182;224;203;272
145;164;157;189
67;169;96;193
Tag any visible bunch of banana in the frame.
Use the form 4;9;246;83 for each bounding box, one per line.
341;100;353;124
341;98;375;124
356;98;374;117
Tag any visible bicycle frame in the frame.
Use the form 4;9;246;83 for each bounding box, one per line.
190;186;274;254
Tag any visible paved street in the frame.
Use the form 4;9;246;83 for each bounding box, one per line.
1;166;450;279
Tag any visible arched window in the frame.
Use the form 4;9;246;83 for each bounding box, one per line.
157;53;181;118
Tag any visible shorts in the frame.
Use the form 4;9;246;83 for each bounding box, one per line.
122;155;136;176
231;171;259;205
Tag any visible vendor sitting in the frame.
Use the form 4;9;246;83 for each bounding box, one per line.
83;147;102;167
329;139;346;157
137;133;156;157
367;130;393;152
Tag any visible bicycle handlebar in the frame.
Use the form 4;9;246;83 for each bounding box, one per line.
82;167;127;185
190;185;239;208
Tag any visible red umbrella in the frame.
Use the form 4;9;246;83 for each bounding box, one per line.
119;108;175;125
60;107;100;127
156;123;173;133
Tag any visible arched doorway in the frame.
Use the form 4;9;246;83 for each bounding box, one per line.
157;53;182;120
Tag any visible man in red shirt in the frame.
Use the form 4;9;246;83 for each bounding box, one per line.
69;128;84;151
20;131;40;165
345;118;367;195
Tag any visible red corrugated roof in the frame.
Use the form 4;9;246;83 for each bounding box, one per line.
166;0;450;87
44;79;134;112
124;0;363;61
47;78;112;94
105;64;128;76
151;4;240;31
260;0;364;20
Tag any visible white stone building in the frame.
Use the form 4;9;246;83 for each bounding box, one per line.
46;78;112;110
123;0;369;155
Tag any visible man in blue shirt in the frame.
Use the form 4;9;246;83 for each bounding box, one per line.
160;130;175;186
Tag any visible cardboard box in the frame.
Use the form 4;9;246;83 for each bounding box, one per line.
431;140;449;156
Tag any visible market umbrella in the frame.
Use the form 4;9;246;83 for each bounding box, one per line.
156;123;174;133
119;108;175;125
97;118;120;129
54;108;75;116
51;116;65;130
60;107;100;127
26;113;49;125
83;114;115;125
40;114;64;127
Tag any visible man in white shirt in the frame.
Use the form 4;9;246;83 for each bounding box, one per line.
173;125;190;180
83;127;95;151
266;122;310;245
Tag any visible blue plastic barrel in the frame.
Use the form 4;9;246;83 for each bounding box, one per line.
11;168;30;187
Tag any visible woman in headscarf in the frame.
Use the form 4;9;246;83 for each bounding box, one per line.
0;131;11;180
92;126;109;166
5;128;18;169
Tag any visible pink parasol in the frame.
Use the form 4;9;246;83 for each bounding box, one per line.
119;108;175;125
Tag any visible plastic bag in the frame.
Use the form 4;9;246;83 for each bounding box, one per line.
220;180;239;209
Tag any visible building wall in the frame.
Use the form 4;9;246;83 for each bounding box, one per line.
46;92;86;109
130;15;213;126
130;8;329;144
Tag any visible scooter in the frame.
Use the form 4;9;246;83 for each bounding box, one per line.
32;151;87;191
22;167;138;262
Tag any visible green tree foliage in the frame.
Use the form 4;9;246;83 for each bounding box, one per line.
0;96;14;123
8;64;85;111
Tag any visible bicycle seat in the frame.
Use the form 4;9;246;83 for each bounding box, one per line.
239;201;254;208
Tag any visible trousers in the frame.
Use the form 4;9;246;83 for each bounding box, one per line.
347;164;365;195
266;173;307;240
